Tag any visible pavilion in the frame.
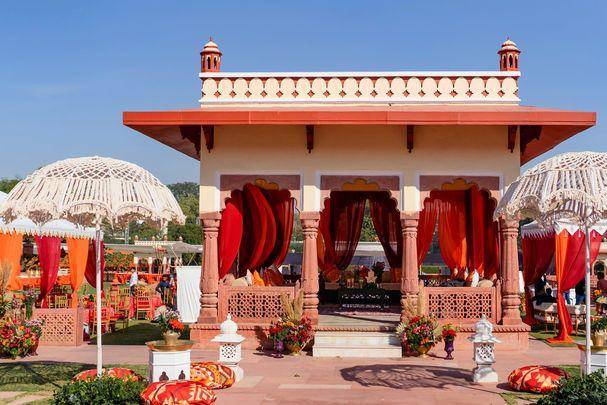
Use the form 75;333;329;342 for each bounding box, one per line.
123;38;596;351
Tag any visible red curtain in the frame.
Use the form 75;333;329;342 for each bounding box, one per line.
85;239;105;288
318;192;366;280
35;236;62;307
218;190;244;279
436;191;468;278
521;233;555;325
417;199;438;268
368;193;402;271
550;230;602;343
483;197;500;279
262;189;295;268
239;184;276;273
467;187;487;276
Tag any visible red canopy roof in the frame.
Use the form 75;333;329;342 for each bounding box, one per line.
123;105;595;164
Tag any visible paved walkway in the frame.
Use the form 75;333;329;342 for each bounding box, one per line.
0;338;579;404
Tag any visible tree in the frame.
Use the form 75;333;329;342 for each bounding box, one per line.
0;178;20;194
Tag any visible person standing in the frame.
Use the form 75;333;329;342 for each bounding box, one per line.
129;268;138;296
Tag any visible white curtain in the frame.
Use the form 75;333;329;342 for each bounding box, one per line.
176;266;201;323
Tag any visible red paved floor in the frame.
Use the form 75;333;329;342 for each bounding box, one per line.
1;339;579;404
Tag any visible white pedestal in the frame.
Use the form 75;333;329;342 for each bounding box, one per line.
148;349;191;382
580;347;607;375
472;364;498;383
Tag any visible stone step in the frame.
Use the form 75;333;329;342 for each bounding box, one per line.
314;331;401;347
312;331;402;358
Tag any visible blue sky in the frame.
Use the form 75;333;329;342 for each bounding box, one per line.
0;1;604;184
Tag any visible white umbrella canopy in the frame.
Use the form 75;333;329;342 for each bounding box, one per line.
496;151;607;375
0;156;185;376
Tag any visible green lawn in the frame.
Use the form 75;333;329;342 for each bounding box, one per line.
529;324;585;347
91;320;190;345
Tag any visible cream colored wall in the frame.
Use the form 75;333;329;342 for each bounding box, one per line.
199;125;520;213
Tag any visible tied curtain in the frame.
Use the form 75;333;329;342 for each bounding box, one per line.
436;191;468;279
218;191;243;279
550;230;602;343
318;192;367;282
417;199;438;268
521;233;555;325
85;239;105;288
368;194;402;282
67;238;90;307
0;232;24;291
35;236;62;307
218;184;295;278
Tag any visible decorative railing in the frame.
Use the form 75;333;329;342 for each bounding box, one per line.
217;284;300;323
32;308;85;346
199;72;520;104
421;284;500;324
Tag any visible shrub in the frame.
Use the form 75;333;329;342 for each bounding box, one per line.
52;376;146;404
537;371;607;405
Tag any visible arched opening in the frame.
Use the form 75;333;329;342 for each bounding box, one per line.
206;56;211;70
508;54;514;68
213;57;218;69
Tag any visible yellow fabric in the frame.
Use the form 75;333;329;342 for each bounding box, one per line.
252;270;265;286
67;238;89;307
0;232;23;291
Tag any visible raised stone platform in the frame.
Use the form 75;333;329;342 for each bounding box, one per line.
313;331;402;358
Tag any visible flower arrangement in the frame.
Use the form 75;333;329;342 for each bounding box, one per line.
269;317;313;353
0;318;44;358
23;289;37;319
441;323;459;341
396;315;439;356
155;310;184;334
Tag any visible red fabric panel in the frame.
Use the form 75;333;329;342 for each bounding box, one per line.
551;230;602;342
417;198;438;268
35;236;62;307
85;239;105;288
239;184;276;272
262;189;295;268
218;190;244;279
318;191;366;280
467;187;487;275
318;199;339;281
368;193;402;271
521;234;555;325
483;196;500;279
435;190;468;278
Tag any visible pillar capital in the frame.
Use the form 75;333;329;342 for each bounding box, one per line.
200;211;221;229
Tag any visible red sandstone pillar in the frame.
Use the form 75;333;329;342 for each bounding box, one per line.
198;212;221;323
300;212;320;323
400;212;419;321
499;217;522;325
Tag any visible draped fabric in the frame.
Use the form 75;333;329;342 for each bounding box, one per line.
35;236;62;307
262;189;295;268
483;197;500;279
550;230;602;343
521;234;555;325
368;194;402;272
67;238;89;307
218;191;243;279
318;192;366;281
238;184;276;274
0;232;23;291
436;191;468;278
467;187;487;275
85;239;105;288
417;199;438;268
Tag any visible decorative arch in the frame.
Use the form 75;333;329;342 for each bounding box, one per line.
219;174;301;211
320;174;401;209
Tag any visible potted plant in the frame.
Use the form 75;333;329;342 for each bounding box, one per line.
268;319;288;355
396;315;439;357
271;291;314;355
441;323;459;360
23;289;37;319
25;319;44;355
591;317;607;347
155;310;184;346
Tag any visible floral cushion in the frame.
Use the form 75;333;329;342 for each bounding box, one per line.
140;380;217;405
190;362;235;389
508;365;568;393
72;367;143;382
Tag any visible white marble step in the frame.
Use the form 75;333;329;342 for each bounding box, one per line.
312;331;402;358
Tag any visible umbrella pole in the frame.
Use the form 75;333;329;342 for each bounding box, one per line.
584;226;592;375
95;218;103;377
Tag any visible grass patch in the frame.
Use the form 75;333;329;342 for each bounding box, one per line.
529;325;585;347
0;362;147;393
91;320;190;345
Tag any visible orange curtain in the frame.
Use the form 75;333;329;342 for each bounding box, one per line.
549;230;602;343
436;192;468;278
0;232;23;291
67;238;89;307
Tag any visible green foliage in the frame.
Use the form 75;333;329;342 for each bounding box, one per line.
591;316;607;332
52;377;146;404
104;251;134;271
167;182;198;201
360;206;378;242
537;371;607;405
0;177;20;194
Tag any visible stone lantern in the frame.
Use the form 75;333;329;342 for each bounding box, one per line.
211;314;245;382
468;315;500;383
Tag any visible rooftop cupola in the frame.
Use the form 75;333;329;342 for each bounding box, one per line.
498;38;521;71
200;37;222;73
